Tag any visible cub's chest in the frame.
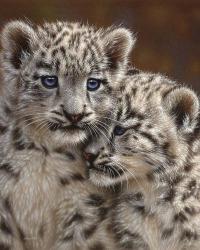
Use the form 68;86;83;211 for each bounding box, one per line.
3;149;83;244
9;149;81;209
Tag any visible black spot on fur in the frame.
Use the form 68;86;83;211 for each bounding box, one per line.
42;146;49;155
64;213;84;228
12;127;37;151
0;124;7;134
184;206;198;215
174;212;188;223
98;207;109;221
182;179;197;201
54;147;76;160
181;230;198;241
0;243;10;250
184;164;193;172
84;224;98;239
55;59;61;72
18;226;25;242
39;224;45;238
62;233;73;241
59;177;70;186
163;86;178;99
40;51;46;57
162;228;174;239
170;175;183;186
4;105;12;115
36;61;52;70
12;128;25;150
127;68;140;75
86;194;105;207
146;172;155;182
140;131;158;145
188;179;196;190
89;242;105;250
131;87;137;96
71;173;85;182
134;205;145;215
60;46;66;57
119;85;126;92
164;188;175;202
0;217;12;235
51;49;58;57
3;198;12;215
0;163;19;178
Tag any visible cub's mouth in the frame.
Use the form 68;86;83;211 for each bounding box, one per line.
88;163;124;178
47;121;84;132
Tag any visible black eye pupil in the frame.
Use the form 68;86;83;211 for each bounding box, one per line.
41;76;58;89
114;125;126;136
87;78;101;91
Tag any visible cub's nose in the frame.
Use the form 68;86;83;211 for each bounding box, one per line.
63;110;84;123
83;152;98;163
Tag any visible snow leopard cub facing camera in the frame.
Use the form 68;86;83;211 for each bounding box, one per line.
0;20;135;250
1;20;135;146
84;72;200;250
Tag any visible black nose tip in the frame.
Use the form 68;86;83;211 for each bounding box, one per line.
83;152;97;162
63;110;84;123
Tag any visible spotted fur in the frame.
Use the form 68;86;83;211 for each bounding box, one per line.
0;20;135;249
85;72;200;250
1;20;134;145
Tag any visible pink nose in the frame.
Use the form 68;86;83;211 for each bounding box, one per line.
63;109;84;123
83;152;97;162
70;114;83;123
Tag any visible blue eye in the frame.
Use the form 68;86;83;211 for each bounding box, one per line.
41;76;58;89
113;125;126;136
87;78;101;91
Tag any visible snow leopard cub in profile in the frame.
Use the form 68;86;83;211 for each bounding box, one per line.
0;20;134;250
85;72;200;250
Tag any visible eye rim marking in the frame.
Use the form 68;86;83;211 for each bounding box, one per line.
41;75;58;89
113;125;127;136
87;78;102;91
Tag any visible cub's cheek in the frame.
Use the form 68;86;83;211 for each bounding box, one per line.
116;155;152;177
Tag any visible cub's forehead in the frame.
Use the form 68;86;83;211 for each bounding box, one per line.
33;22;107;75
116;83;165;125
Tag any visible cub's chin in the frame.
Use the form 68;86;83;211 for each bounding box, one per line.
53;128;88;145
87;164;125;187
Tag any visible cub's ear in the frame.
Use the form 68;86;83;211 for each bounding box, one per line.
163;87;199;130
1;21;37;70
102;27;136;70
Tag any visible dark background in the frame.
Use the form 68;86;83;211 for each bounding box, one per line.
0;0;199;92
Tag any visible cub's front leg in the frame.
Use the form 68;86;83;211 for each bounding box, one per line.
53;185;117;250
0;198;24;250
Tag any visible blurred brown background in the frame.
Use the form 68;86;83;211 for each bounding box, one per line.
0;0;199;92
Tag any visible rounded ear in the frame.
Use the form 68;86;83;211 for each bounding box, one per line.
1;20;37;70
102;27;136;70
163;87;199;130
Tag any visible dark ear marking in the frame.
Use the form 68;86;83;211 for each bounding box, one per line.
103;28;135;69
163;87;199;129
1;21;37;70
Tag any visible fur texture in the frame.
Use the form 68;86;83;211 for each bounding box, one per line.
0;20;135;250
85;72;200;250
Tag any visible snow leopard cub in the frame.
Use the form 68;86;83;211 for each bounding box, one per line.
85;72;200;250
1;20;135;145
0;20;134;250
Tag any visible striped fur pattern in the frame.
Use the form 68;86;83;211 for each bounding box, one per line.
85;72;200;250
0;20;135;250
